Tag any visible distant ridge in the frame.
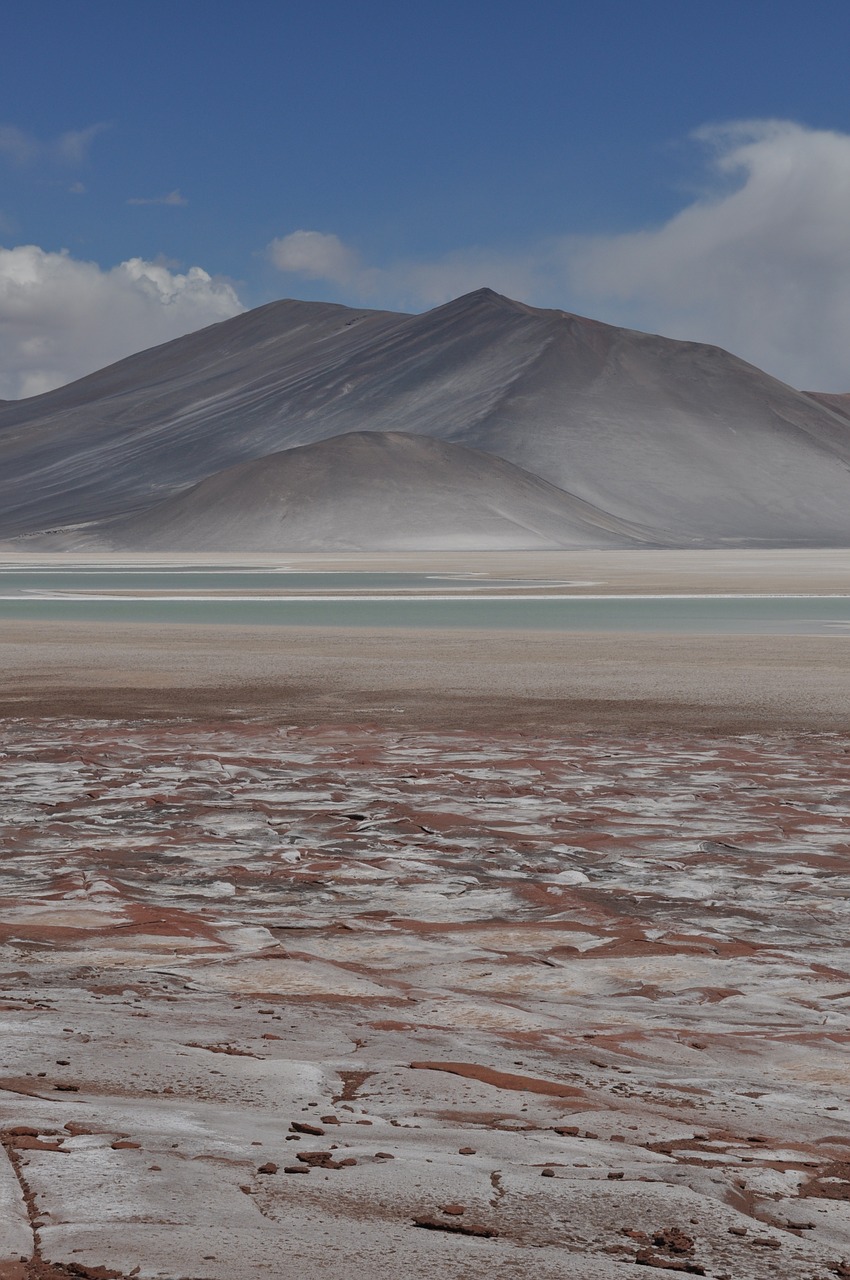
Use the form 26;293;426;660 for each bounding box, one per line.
2;288;850;548
804;390;850;421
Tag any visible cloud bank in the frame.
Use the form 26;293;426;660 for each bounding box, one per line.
270;120;850;390
0;246;243;399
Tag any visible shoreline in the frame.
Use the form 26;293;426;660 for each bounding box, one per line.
4;546;850;594
4;591;850;600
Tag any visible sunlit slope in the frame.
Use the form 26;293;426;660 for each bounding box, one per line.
0;298;407;535
1;287;850;545
97;431;663;551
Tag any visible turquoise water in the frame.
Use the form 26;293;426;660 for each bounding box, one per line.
0;569;486;594
0;568;848;634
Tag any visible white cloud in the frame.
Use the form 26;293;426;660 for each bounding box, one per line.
0;122;108;167
127;188;188;207
568;120;850;390
268;230;360;283
269;120;850;389
0;245;244;399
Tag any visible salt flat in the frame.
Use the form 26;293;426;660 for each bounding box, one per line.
0;721;848;1279
0;550;848;1279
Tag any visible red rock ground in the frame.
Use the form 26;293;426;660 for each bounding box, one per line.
0;718;848;1278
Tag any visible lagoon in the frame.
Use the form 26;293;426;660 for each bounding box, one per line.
0;568;848;633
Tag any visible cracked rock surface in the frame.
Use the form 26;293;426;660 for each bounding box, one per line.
0;718;848;1278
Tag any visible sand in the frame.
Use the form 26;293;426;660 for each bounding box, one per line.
0;619;848;733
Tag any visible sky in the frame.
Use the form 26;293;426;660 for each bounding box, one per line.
3;0;850;396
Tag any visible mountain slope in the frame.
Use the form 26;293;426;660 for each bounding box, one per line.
804;390;850;421
2;288;850;547
93;431;664;552
0;298;409;535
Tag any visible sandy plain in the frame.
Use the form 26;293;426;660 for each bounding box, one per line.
0;550;849;1280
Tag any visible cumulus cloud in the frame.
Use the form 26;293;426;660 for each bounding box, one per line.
268;230;361;283
127;188;188;207
269;121;850;389
0;122;108;167
0;245;244;399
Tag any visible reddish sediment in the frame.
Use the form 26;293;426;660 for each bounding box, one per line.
409;1062;582;1098
0;716;848;1278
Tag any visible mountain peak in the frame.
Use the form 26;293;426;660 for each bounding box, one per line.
432;287;537;317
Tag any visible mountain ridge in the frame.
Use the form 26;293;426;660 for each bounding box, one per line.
2;288;850;548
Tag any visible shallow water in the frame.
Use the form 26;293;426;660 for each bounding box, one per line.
0;568;848;632
0;569;478;594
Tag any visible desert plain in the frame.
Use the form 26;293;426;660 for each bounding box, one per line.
0;549;849;1280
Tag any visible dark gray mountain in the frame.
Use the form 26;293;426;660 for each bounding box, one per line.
2;288;850;548
97;431;664;551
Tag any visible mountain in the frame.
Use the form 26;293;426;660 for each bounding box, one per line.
804;391;850;421
2;288;850;548
96;431;664;551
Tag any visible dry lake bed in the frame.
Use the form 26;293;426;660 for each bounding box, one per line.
0;551;848;1280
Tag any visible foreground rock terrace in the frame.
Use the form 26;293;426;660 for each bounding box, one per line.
0;718;848;1279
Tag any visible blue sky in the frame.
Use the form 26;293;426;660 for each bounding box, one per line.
3;0;850;395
